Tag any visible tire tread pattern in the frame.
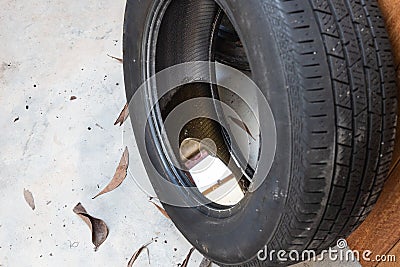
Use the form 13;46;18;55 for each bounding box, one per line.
226;0;397;266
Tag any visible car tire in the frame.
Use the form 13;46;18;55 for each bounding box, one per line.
123;0;397;265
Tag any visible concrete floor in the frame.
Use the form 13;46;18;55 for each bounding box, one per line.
0;1;361;266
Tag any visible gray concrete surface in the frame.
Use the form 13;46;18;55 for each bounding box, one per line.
0;0;361;266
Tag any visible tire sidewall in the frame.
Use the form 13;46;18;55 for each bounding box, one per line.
124;0;294;264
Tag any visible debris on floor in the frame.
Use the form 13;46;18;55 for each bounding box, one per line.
92;147;129;199
127;238;156;267
23;189;35;210
73;203;109;251
107;54;123;64
149;200;170;220
114;103;129;126
180;247;195;267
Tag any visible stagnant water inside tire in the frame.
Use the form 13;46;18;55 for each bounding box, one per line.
155;4;260;207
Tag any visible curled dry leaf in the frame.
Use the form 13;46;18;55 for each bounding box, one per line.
107;54;123;63
73;203;109;251
149;200;170;219
23;189;35;210
199;257;212;267
181;247;195;267
114;103;129;126
228;116;256;141
93;147;129;199
127;239;156;267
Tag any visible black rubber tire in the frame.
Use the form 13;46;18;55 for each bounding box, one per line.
123;0;398;266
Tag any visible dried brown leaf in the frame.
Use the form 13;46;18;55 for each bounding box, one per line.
199;257;212;267
107;54;123;63
73;203;109;251
228;116;256;141
149;200;170;219
127;239;155;267
114;103;129;126
93;147;129;199
181;247;195;267
23;189;35;210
